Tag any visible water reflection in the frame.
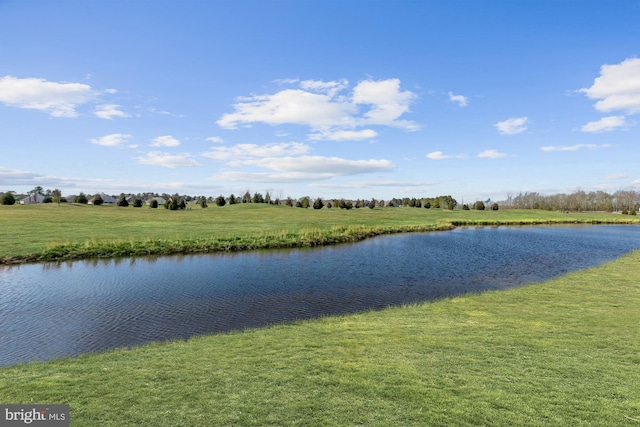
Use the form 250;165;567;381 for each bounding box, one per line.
1;225;639;366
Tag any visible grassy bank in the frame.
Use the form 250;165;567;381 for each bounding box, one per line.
1;203;638;264
1;250;639;425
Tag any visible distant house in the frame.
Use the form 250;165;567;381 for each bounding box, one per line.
146;196;166;206
19;193;46;204
88;193;117;204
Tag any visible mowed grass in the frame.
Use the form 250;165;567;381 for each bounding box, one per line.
1;250;639;426
1;203;638;263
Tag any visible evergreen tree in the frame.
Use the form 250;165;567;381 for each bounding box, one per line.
215;195;226;206
133;197;143;208
313;197;324;209
92;194;104;206
117;193;129;207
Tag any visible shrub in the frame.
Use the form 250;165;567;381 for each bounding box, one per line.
133;197;143;208
92;194;104;206
631;209;637;215
462;204;470;210
75;193;88;204
214;195;226;207
1;192;15;205
313;198;324;210
622;209;628;215
150;199;158;209
117;194;129;207
475;201;486;211
199;196;208;208
491;203;499;211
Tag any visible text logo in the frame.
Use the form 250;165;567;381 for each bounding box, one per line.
1;405;69;426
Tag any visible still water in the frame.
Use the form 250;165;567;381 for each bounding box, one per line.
1;225;639;366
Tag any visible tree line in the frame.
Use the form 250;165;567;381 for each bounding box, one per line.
500;190;639;213
3;186;638;213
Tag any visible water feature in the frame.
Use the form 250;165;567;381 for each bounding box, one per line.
1;225;639;366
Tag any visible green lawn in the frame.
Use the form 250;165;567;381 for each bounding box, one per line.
1;250;639;426
1;203;638;263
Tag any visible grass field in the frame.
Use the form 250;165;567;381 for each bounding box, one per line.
1;249;639;426
1;203;638;264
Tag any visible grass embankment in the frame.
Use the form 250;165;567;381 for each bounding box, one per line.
1;203;638;264
1;251;639;425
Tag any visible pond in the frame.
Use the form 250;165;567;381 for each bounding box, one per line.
1;225;639;366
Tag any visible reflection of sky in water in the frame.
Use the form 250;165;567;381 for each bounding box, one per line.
1;225;639;366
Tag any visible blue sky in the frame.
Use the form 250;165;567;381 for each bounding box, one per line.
1;0;639;202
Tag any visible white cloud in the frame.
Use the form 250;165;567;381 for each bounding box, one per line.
94;104;129;119
89;133;132;147
242;156;395;175
312;179;437;189
426;151;450;160
300;78;349;96
426;151;465;160
580;115;632;133
150;135;181;147
579;57;640;114
495;117;528;135
352;79;418;129
477;149;508;159
212;156;395;182
216;78;419;136
202;142;310;161
309;129;377;141
540;144;610;152
448;91;468;107
0;75;96;117
206;136;224;143
135;151;202;168
605;173;628;180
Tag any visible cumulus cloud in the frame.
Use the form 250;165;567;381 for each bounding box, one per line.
206;136;224;143
202;142;310;161
0;75;96;117
477;149;508;159
540;144;610;152
150;135;181;147
580;115;632;133
448;91;468;107
426;151;450;160
216;78;419;137
90;133;132;147
579;57;640;114
135;151;202;168
426;151;465;160
94;104;129;119
495;117;528;135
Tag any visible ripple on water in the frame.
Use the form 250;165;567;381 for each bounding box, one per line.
1;225;639;366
